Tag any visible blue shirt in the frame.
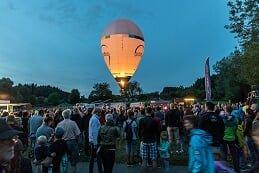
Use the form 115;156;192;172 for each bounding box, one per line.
29;115;43;136
89;114;101;145
36;124;54;140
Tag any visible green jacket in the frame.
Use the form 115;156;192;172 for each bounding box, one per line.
223;117;237;142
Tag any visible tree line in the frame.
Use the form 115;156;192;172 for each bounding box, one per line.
0;0;257;106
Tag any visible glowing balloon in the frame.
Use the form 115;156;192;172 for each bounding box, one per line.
100;19;144;90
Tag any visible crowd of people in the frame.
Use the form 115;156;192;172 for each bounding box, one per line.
0;101;258;173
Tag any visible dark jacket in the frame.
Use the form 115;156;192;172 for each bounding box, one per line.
138;116;159;143
244;116;253;137
198;111;225;147
20;157;32;173
165;109;180;128
98;121;119;149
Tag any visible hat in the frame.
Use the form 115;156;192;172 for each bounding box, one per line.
0;118;22;140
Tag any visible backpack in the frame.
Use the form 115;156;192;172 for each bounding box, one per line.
125;120;134;142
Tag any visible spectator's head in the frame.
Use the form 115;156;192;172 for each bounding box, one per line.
6;115;16;126
93;108;102;116
37;135;47;145
205;101;215;111
105;113;113;122
140;108;145;115
54;127;64;139
44;116;53;126
62;109;71;119
38;109;44;116
127;110;134;119
160;131;168;141
0;119;21;163
224;105;233;114
169;103;177;110
146;107;152;116
183;115;197;130
156;106;161;111
2;111;9;117
251;103;259;112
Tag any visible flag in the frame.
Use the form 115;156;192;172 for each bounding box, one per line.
205;57;212;101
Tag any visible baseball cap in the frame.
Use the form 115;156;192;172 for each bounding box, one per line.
0;118;22;140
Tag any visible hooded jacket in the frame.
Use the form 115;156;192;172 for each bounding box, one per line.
223;115;237;142
189;129;215;173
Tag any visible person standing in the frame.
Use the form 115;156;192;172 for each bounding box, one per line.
158;131;171;173
36;116;54;141
198;102;225;152
29;110;44;147
184;115;214;173
165;104;181;152
82;108;93;156
89;108;102;173
48;127;68;173
221;106;240;173
98;114;120;173
138;107;159;168
0;119;22;173
249;125;259;173
57;109;81;173
123;110;138;166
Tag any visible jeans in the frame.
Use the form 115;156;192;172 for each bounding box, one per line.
66;140;79;166
100;149;115;173
89;143;102;173
167;127;179;151
162;158;171;173
222;140;240;173
246;136;258;164
84;131;90;155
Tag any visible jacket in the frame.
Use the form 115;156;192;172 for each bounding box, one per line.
189;129;215;173
199;111;225;147
98;121;119;149
159;140;170;159
223;116;237;142
165;109;180;127
138;116;159;143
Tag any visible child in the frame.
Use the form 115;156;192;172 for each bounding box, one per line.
34;135;49;173
49;127;68;173
183;115;214;173
158;131;171;173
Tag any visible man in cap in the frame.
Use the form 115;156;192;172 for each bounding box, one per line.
0;119;21;173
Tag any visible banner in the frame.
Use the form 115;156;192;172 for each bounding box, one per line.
205;57;212;101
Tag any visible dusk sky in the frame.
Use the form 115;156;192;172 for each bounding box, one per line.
0;0;237;96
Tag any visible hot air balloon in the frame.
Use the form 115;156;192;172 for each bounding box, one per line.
100;19;144;91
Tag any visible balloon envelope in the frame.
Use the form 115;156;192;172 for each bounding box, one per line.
100;19;144;90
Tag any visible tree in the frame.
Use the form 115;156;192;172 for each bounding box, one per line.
0;77;13;99
124;81;143;98
226;0;259;46
225;0;259;85
68;89;81;104
47;92;60;106
213;51;250;102
88;83;112;102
